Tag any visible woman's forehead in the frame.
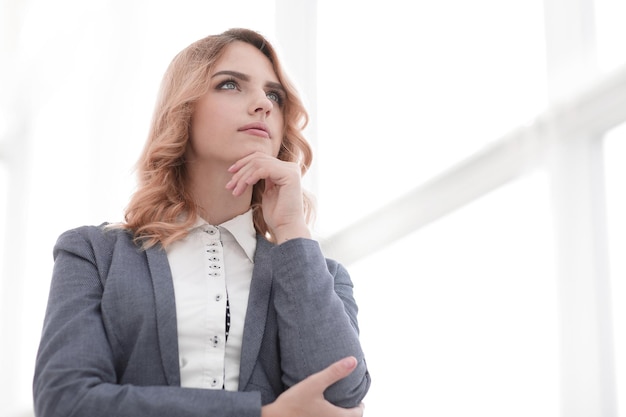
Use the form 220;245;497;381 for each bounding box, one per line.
212;41;279;83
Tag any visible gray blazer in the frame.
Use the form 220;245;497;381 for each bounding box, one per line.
33;225;370;417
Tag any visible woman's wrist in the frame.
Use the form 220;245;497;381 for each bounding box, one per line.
260;403;281;417
273;223;311;245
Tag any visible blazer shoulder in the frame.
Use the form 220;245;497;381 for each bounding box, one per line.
55;223;135;252
53;224;141;276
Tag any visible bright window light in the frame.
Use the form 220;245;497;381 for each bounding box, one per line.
604;123;626;417
351;171;559;416
596;0;626;73
316;0;547;236
0;163;6;299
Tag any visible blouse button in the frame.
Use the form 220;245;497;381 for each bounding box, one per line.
215;294;222;301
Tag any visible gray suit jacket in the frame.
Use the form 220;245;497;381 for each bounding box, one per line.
33;225;370;417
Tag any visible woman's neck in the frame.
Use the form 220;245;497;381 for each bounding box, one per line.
186;162;253;225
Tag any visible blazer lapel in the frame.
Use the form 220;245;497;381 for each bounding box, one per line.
145;244;181;386
238;235;274;389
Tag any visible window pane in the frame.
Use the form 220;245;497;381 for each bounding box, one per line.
316;0;547;235
596;0;626;73
351;172;559;416
0;163;6;298
604;123;626;417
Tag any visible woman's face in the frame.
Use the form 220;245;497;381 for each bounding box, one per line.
187;41;285;167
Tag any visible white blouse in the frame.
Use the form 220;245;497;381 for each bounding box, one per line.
165;210;256;391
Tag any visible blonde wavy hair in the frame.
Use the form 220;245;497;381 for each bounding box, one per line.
120;28;313;248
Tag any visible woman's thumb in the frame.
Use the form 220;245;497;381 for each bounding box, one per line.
313;356;358;389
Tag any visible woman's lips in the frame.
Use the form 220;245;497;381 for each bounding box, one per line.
239;122;270;138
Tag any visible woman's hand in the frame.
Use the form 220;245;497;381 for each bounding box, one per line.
261;357;365;417
227;152;310;243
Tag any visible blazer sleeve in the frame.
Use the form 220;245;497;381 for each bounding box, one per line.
270;238;371;408
33;227;262;417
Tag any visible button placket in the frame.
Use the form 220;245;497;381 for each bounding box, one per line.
204;228;223;278
198;224;228;390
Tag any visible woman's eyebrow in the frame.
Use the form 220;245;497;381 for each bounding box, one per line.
265;81;285;93
212;70;249;81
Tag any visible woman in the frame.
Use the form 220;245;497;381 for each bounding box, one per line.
33;28;370;417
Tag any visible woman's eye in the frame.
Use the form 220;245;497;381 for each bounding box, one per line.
218;80;238;90
266;91;283;105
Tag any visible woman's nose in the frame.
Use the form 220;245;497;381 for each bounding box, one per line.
249;91;273;116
